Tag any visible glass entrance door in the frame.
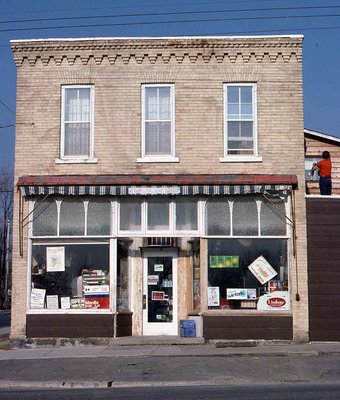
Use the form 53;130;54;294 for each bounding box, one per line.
143;251;178;335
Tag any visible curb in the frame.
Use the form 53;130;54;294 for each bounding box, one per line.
0;379;249;389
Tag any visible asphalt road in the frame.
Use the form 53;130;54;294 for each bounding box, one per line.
0;354;340;387
2;384;340;400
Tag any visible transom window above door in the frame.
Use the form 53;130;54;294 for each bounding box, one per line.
139;84;178;163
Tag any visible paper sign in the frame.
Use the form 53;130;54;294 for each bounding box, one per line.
154;264;164;272
46;247;65;272
208;286;220;306
61;297;71;309
30;288;46;309
227;288;248;300
148;275;159;285
152;291;165;301
257;291;290;311
46;295;59;310
248;256;277;285
210;256;239;268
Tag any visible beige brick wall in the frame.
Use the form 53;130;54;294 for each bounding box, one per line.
11;36;308;341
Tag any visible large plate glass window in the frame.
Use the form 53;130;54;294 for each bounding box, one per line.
207;239;288;311
61;85;94;159
30;242;110;310
142;84;175;159
224;83;257;157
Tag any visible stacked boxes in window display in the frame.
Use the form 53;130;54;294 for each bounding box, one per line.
82;270;109;309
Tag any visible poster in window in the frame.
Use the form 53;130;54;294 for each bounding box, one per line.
30;288;46;309
61;297;71;309
46;247;65;272
148;275;159;285
248;255;277;285
46;295;59;310
152;291;165;301
210;256;239;268
208;286;220;306
154;264;164;272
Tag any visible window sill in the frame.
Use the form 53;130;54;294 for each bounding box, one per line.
137;156;180;163
55;158;98;164
219;156;262;163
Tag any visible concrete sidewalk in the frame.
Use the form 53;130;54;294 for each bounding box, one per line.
1;336;340;360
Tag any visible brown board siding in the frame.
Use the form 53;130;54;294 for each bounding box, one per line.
26;314;114;338
202;315;293;340
307;197;340;341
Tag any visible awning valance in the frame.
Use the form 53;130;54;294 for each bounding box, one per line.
19;184;293;197
17;174;297;197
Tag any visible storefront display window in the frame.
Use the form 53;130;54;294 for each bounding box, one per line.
176;198;197;231
87;198;111;235
260;197;286;236
33;198;58;236
119;197;142;232
206;199;230;235
233;197;258;236
191;239;200;311
30;242;110;310
60;198;85;236
117;240;130;311
147;197;169;230
207;239;288;310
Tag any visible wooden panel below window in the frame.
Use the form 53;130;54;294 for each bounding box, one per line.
202;315;293;340
26;314;114;338
116;312;132;337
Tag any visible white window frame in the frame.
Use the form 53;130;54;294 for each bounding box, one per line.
27;238;115;314
138;84;179;163
220;83;262;163
56;85;97;164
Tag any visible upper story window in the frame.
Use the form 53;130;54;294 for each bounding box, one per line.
140;84;178;163
60;86;95;162
222;84;260;162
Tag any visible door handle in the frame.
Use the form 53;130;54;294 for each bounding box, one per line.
143;294;146;309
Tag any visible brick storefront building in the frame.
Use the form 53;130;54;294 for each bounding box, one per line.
10;35;308;341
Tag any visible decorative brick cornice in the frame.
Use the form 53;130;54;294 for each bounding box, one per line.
11;36;303;67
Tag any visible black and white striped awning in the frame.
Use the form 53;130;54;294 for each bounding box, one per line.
20;184;292;197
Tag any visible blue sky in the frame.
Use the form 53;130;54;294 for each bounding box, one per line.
0;0;339;170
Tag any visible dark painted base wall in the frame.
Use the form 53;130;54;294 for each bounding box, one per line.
26;314;133;338
307;197;340;341
203;314;293;340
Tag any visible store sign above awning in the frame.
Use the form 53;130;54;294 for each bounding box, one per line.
17;174;297;197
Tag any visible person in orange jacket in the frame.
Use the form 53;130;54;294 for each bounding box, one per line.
312;150;332;195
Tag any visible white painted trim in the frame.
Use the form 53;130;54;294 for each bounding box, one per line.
142;250;178;336
223;83;258;159
60;85;95;161
304;128;340;144
219;156;262;163
11;35;304;43
137;157;179;163
141;84;176;160
55;158;98;164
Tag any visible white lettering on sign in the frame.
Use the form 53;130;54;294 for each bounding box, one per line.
128;186;181;195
